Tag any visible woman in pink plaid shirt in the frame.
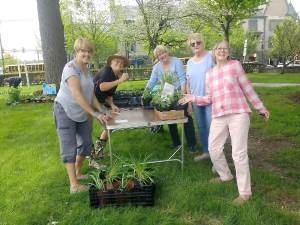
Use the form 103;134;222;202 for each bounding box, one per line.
179;40;270;205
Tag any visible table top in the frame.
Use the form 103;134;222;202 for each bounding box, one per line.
105;108;188;130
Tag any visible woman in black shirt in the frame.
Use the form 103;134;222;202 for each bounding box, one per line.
91;55;129;168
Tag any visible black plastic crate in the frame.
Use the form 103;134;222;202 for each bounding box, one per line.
89;183;155;208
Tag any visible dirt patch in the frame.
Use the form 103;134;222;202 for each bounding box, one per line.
223;129;298;210
223;129;296;178
247;130;296;178
288;92;300;103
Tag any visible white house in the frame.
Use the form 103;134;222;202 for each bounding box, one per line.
243;0;298;63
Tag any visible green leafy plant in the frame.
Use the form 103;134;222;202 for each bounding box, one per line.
141;88;153;107
128;155;154;186
150;72;184;111
142;88;152;100
105;162;123;190
89;171;105;190
159;71;178;87
6;87;21;105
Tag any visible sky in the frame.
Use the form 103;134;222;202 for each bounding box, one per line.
0;0;300;62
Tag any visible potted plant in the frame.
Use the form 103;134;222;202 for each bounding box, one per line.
89;171;107;207
151;94;172;112
105;163;122;191
88;155;155;208
127;156;154;188
171;91;185;110
141;88;152;108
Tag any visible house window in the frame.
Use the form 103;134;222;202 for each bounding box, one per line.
248;20;258;31
269;20;282;32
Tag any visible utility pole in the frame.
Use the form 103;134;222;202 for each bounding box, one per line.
243;39;248;63
0;22;5;74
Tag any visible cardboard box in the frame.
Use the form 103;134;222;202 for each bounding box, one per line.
154;109;184;120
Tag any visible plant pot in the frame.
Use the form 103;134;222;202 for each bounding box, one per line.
112;180;121;190
126;179;135;190
105;183;114;191
173;103;185;110
141;97;153;109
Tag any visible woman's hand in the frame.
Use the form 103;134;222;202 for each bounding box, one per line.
111;104;120;113
119;73;129;83
178;94;195;105
259;109;270;121
93;112;109;125
187;102;193;116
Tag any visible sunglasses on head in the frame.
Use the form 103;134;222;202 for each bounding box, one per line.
190;41;202;47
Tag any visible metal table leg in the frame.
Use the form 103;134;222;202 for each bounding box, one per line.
107;129;113;166
181;123;184;170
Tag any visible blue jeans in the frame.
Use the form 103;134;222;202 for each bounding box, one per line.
168;106;196;152
192;104;212;153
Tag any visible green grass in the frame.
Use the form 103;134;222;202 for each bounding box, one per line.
0;72;299;97
0;83;300;225
247;73;300;83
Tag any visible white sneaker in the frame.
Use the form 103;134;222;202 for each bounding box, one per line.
194;153;210;161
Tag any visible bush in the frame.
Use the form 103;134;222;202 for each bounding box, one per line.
6;87;21;105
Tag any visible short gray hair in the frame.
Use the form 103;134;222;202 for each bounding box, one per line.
153;45;169;58
212;40;231;63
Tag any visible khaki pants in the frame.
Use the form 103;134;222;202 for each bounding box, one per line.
209;113;251;196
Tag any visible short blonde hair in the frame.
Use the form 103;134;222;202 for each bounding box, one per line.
212;40;231;63
74;38;94;54
153;45;169;58
187;33;205;48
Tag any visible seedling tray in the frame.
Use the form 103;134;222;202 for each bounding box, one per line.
89;183;155;208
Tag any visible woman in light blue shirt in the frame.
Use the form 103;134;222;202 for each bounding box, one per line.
186;33;213;161
147;45;197;152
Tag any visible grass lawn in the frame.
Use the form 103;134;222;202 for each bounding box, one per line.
0;72;299;96
0;82;300;225
247;73;300;83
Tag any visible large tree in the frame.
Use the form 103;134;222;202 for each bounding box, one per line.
60;0;117;68
0;53;18;66
230;26;257;60
134;0;190;55
271;17;300;73
189;0;266;43
37;0;67;88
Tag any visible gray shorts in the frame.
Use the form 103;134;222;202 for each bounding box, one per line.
54;102;92;163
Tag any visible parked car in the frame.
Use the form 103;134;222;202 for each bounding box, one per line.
129;55;151;67
287;60;300;67
277;63;284;67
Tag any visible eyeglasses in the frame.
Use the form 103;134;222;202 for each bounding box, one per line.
190;41;202;47
216;47;229;52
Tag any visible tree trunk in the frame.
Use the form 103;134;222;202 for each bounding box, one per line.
37;0;67;89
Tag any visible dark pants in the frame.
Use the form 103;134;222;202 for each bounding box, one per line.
168;106;196;152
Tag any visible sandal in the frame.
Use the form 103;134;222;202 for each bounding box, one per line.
209;177;233;184
232;195;251;205
70;184;88;194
